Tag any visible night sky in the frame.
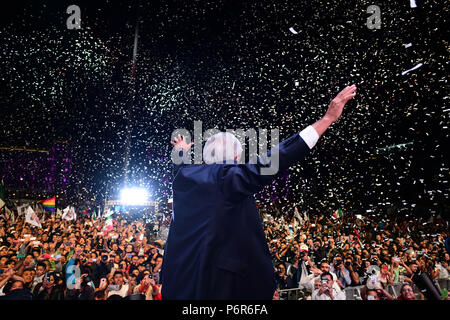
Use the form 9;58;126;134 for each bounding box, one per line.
0;0;448;219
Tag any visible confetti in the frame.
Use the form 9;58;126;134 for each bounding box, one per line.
401;63;424;75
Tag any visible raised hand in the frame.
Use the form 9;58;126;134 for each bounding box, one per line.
170;134;194;152
324;85;357;123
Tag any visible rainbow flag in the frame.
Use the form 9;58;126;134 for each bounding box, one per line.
37;196;55;212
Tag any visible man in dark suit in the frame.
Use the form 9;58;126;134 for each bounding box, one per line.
161;85;357;299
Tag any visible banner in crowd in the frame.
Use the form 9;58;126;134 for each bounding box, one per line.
56;208;63;218
25;206;42;228
62;206;76;221
37;196;56;212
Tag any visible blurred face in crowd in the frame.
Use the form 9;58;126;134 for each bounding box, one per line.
114;273;124;286
320;262;330;273
314;279;321;290
277;264;286;275
36;265;46;277
367;290;379;300
400;285;415;300
334;257;342;267
22;270;34;284
10;280;24;291
48;274;56;287
0;256;8;266
320;274;333;287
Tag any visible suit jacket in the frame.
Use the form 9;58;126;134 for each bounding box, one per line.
161;132;312;299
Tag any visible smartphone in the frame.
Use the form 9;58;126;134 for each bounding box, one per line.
108;284;120;291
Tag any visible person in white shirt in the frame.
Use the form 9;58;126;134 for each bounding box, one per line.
436;260;450;279
300;260;342;293
311;272;346;300
106;271;129;298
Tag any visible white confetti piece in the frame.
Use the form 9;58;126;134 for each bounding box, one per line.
410;0;417;8
402;62;423;75
404;43;412;48
289;27;298;34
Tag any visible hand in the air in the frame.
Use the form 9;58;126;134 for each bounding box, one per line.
170;134;194;152
324;84;357;123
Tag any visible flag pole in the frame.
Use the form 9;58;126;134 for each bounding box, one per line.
123;9;140;188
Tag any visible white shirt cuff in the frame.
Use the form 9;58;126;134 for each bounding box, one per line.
299;125;320;149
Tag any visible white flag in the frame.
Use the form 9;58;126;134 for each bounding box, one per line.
62;206;76;221
17;204;28;216
25;206;42;228
303;211;309;222
103;209;114;218
40;211;46;223
5;206;15;223
294;207;304;225
56;208;63;218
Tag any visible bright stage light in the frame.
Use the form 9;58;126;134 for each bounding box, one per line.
120;187;149;205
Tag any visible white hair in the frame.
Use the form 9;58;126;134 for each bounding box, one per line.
203;132;243;164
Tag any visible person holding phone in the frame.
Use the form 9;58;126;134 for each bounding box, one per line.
106;271;129;298
311;272;345;300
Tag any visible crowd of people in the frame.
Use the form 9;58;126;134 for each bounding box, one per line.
264;208;449;300
0;205;449;300
0;211;164;300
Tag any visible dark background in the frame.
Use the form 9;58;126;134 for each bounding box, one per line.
0;0;448;219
